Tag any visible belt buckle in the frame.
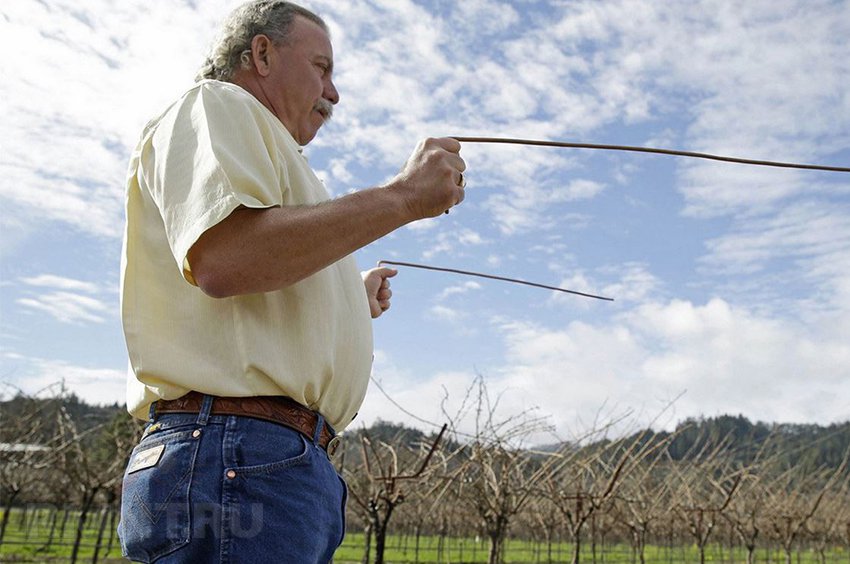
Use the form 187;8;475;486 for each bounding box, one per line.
326;435;342;458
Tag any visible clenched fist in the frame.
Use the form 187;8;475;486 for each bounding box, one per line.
387;138;467;220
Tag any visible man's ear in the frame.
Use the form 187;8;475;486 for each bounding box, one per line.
250;34;274;77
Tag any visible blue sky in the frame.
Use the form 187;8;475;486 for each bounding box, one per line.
2;0;849;440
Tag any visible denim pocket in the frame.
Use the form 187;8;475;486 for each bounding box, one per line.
118;427;202;563
336;474;348;549
229;418;312;473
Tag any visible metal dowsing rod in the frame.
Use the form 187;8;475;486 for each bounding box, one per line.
378;260;614;302
450;136;850;173
378;138;847;301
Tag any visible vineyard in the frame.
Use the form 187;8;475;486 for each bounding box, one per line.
1;382;849;564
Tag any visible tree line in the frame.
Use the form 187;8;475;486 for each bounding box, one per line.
1;383;849;564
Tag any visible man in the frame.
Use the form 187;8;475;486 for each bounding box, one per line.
117;1;466;562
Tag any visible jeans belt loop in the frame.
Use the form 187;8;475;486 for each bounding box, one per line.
196;394;214;426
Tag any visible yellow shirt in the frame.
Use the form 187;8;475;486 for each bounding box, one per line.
120;80;373;430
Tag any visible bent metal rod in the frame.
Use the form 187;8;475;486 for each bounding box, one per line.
377;260;614;302
450;136;850;173
381;138;847;301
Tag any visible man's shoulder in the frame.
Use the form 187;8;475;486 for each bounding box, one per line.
166;80;257;120
139;81;259;141
192;79;255;104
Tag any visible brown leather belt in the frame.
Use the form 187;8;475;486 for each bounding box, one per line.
154;391;340;455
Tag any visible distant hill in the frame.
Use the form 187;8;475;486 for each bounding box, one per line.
0;393;126;444
660;414;850;470
2;395;847;471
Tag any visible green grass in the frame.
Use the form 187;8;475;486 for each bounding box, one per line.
0;507;124;562
334;533;848;563
2;508;847;563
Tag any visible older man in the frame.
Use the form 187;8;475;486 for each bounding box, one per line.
117;1;465;562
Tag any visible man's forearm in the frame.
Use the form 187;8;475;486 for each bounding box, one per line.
188;137;465;297
188;184;413;298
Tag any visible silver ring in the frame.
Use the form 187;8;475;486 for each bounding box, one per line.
458;172;466;188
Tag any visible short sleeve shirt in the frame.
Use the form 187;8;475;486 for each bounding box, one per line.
120;80;372;430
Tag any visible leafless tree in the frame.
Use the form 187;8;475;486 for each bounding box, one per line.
522;496;563;564
447;375;563;564
835;479;850;562
722;470;772;564
805;479;849;564
612;447;675;564
720;432;792;564
0;386;66;547
54;406;140;564
544;428;671;564
343;425;447;564
668;437;743;564
763;451;849;564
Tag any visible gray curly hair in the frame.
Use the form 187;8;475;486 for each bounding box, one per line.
196;1;327;82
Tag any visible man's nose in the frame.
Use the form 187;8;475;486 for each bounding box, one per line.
324;79;340;105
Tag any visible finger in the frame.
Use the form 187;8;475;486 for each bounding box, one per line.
430;137;461;153
373;266;398;279
456;186;466;205
447;153;466;172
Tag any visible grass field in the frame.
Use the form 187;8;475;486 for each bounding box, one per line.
0;506;124;563
1;508;847;563
334;532;848;563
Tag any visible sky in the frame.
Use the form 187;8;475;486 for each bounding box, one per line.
2;0;849;442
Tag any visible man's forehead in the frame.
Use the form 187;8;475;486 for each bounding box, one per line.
290;15;333;54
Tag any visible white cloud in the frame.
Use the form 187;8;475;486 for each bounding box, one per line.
15;274;114;324
2;355;125;406
486;254;504;267
361;351;555;443
631;298;850;422
437;281;482;300
329;157;355;184
405;217;440;233
454;0;520;36
549;179;605;202
549;263;658;307
4;0;847;241
363;292;850;440
21;275;99;293
701;201;850;274
427;304;465;323
520;0;850;216
0;0;227;239
421;228;487;260
696;200;850;319
17;292;112;325
490;297;850;432
600;263;661;303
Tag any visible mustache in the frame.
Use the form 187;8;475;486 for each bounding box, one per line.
315;98;334;121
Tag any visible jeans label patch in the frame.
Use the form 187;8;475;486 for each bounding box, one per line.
128;444;165;474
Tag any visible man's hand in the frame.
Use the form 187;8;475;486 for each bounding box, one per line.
362;267;398;319
388;137;466;219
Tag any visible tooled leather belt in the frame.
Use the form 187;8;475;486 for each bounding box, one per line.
154;391;340;455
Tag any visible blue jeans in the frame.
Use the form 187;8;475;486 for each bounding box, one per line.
118;395;347;563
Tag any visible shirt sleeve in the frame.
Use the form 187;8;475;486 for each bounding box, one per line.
141;82;289;285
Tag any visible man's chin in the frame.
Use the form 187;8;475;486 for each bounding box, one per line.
299;127;321;146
